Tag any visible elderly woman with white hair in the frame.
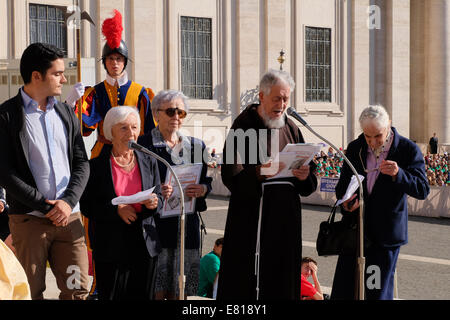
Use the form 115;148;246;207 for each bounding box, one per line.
80;106;162;300
331;105;429;300
138;90;212;300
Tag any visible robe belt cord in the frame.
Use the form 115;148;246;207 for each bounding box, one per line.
255;181;295;300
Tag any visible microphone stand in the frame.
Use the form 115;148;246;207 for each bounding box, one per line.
129;142;186;300
287;108;365;300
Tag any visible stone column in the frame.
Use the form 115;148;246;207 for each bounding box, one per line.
131;0;164;91
427;0;450;145
385;0;410;138
234;0;262;119
351;0;371;139
410;0;426;143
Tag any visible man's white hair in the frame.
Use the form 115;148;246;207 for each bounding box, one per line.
259;69;295;96
359;105;391;130
103;106;141;141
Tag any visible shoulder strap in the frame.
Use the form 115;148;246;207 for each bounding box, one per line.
328;200;339;223
124;82;144;107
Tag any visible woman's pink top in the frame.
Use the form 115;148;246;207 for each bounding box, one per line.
111;154;143;213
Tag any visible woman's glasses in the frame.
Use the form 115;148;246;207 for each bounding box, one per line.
158;107;187;119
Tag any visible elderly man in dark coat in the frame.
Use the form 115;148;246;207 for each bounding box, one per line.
217;70;317;300
331;105;429;300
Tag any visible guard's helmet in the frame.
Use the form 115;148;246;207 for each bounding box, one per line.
102;39;128;70
101;10;128;71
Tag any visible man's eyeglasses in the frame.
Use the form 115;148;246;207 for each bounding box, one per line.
359;148;380;173
158;107;187;119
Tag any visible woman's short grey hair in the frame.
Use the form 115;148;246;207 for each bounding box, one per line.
359;105;391;130
103;106;141;141
151;90;189;117
259;69;296;96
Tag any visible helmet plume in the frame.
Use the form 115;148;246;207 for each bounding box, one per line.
101;10;123;50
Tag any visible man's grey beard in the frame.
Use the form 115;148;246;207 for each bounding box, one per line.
260;107;286;129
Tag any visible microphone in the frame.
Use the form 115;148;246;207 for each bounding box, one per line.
286;107;308;126
127;139;188;300
128;140;146;152
287;106;366;300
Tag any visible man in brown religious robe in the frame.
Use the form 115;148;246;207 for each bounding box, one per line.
217;69;318;300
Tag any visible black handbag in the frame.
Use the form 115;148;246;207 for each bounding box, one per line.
316;204;359;257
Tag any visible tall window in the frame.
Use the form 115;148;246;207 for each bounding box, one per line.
29;4;67;55
180;16;212;100
305;27;331;102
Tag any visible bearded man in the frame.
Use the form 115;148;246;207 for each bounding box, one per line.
217;69;317;300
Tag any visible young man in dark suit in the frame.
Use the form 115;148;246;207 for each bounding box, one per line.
0;42;90;300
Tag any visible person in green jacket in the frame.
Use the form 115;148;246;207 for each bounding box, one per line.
198;237;223;298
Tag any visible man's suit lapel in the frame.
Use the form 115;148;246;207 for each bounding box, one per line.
54;102;69;129
54;102;74;161
15;93;31;167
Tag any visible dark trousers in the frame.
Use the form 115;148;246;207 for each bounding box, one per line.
96;254;158;300
331;245;400;300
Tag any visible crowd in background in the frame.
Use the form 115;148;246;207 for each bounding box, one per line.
424;152;449;186
208;148;450;186
312;148;344;179
312;148;449;186
207;147;450;186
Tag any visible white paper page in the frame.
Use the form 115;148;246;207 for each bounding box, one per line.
336;174;365;206
111;186;156;205
265;152;302;179
161;163;203;218
266;143;322;180
281;143;322;153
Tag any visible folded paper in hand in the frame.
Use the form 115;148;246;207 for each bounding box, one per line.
336;175;364;206
111;187;156;205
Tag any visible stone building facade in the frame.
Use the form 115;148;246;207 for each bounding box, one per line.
0;0;448;154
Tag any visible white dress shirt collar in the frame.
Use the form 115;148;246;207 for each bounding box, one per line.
105;70;129;87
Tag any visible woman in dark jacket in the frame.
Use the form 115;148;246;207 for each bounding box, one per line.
80;106;162;300
138;90;212;300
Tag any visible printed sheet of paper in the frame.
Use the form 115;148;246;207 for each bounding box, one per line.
161;163;203;218
266;143;322;180
336;174;365;206
111;187;156;205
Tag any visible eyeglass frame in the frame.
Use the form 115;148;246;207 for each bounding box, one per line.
157;107;187;119
359;148;380;173
359;126;393;173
